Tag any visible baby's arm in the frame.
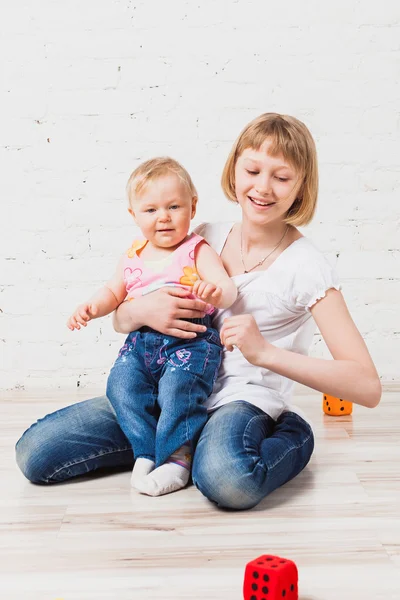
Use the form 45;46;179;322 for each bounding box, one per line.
194;242;237;309
67;256;126;331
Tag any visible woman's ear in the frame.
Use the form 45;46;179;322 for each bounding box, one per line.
191;196;198;218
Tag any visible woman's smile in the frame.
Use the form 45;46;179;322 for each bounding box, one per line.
248;195;276;209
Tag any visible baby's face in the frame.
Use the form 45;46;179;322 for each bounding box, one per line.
129;174;197;249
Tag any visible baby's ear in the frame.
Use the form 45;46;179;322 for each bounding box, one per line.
128;207;136;219
191;196;198;218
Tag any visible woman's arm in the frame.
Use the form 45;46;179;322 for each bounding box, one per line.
194;242;238;309
220;289;382;409
113;287;211;338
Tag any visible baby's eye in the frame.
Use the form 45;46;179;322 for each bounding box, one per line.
146;208;156;213
170;204;180;210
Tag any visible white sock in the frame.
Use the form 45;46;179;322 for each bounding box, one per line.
135;445;192;497
130;457;155;489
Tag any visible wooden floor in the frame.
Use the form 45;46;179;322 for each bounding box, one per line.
1;388;399;600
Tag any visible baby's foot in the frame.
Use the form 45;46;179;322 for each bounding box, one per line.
135;444;192;496
136;462;190;496
130;457;155;489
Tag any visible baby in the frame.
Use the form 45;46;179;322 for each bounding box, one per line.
67;157;237;496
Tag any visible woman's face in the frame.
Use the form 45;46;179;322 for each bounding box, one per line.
234;139;303;226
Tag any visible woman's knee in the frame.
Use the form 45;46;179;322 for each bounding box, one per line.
192;402;270;510
192;406;315;510
15;395;117;484
15;419;56;484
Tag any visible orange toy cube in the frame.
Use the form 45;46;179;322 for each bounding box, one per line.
323;394;353;416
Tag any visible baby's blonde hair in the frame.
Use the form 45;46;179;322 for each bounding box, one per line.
126;157;197;206
221;113;319;226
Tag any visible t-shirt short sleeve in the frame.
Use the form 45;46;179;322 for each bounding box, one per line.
192;222;234;255
293;253;341;312
193;222;207;236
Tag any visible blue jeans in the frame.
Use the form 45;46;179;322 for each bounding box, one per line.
15;397;314;510
106;325;222;466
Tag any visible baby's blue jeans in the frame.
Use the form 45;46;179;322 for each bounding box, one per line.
106;323;222;466
15;396;314;510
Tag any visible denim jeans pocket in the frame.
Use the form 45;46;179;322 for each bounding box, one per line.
164;336;221;381
203;328;222;348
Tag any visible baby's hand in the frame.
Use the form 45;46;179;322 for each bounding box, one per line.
67;303;98;331
192;280;222;305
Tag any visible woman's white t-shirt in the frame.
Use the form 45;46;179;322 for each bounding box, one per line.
195;222;341;426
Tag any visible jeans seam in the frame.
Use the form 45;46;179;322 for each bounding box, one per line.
242;412;313;472
185;342;216;446
202;340;212;376
242;414;273;472
267;430;314;471
185;372;198;444
144;332;161;370
47;446;131;481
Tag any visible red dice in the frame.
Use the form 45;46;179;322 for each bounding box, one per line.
243;554;298;599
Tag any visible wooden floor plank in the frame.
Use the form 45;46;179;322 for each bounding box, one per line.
1;389;399;599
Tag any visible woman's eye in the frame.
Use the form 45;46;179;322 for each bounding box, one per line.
246;170;258;175
276;177;288;182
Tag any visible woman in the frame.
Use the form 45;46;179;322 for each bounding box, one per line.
15;113;381;510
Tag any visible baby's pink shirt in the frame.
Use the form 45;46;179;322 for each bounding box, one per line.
122;233;212;313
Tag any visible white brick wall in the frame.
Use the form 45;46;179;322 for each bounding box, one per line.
1;0;399;390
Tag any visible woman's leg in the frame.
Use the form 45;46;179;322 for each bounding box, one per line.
192;401;314;510
15;395;134;484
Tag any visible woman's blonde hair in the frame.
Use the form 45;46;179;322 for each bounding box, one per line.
221;113;318;226
126;157;197;205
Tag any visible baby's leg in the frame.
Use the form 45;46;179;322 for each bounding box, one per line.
106;331;159;490
134;444;191;496
135;333;222;496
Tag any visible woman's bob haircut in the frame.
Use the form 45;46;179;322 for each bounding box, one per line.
221;113;319;226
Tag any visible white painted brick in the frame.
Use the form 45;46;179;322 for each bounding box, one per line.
337;251;399;279
342;280;400;306
313;191;399;224
359;168;400;194
318;164;361;194
1;0;399;390
354;3;400;26
306;221;400;252
318;138;400;167
351;306;400;335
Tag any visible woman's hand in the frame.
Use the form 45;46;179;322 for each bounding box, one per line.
220;314;272;366
67;303;98;331
114;287;211;338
